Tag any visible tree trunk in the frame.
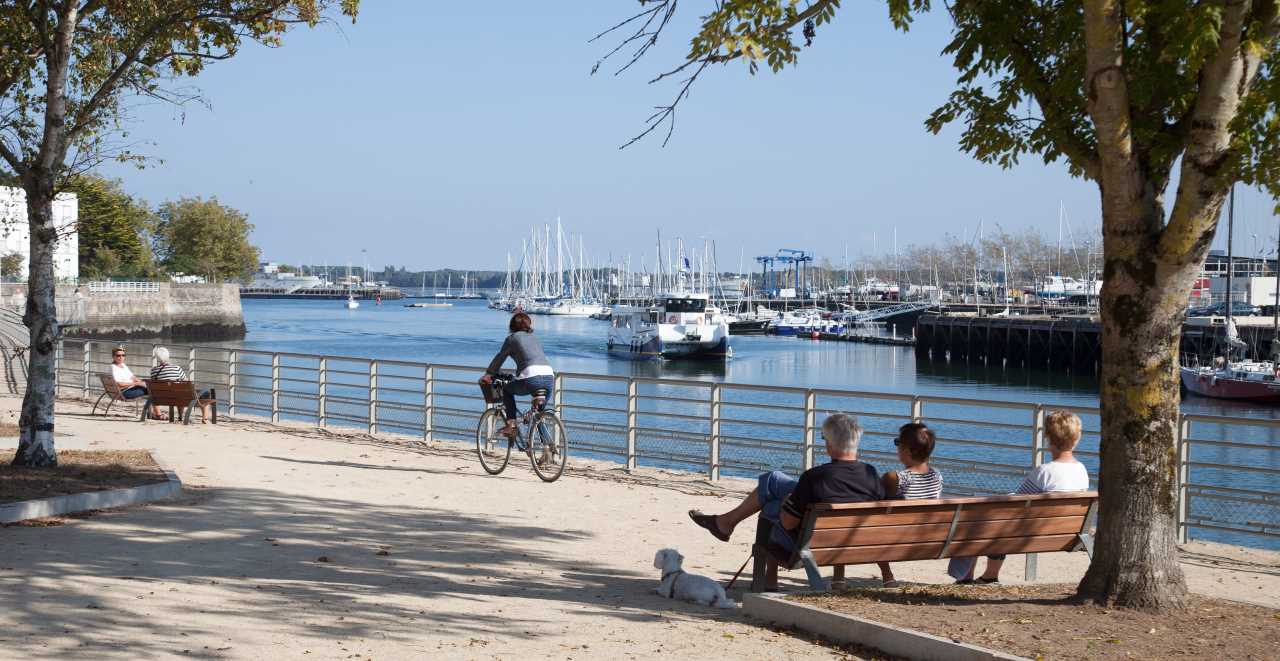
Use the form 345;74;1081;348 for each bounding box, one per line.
1076;187;1205;610
11;184;60;467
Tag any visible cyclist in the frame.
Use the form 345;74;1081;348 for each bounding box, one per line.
481;312;554;439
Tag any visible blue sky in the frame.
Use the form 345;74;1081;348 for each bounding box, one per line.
100;2;1278;270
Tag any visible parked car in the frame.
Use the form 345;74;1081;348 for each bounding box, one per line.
1188;301;1261;317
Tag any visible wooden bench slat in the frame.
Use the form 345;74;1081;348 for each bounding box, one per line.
811;491;1098;512
808;515;1086;549
812;500;1094;529
810;533;1080;566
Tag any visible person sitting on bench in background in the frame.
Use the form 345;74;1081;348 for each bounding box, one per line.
110;347;147;400
949;410;1089;584
878;422;942;587
688;413;884;552
150;346;213;423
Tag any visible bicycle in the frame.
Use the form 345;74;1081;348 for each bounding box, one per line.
475;375;568;482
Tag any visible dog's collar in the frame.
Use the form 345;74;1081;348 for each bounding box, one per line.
662;568;685;583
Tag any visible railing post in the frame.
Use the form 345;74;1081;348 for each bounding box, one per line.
228;350;238;416
81;340;91;400
1026;404;1046;582
53;340;61;398
1176;414;1191;544
187;347;196;382
910;396;923;423
553;373;564;412
270;353;280;423
803;389;817;471
626;379;638;471
368;360;378;434
708;384;722;481
423;365;433;442
318;357;328;428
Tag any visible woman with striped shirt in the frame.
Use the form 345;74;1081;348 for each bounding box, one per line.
150;347;213;422
878;423;943;587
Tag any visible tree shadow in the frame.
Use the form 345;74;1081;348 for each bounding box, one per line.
0;483;759;658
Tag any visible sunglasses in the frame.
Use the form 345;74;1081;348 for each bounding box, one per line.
113;353;125;358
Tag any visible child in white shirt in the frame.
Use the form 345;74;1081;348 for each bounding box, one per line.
949;410;1090;583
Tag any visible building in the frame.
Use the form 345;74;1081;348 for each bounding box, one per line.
0;186;78;282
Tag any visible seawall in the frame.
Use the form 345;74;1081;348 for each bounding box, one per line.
2;283;246;341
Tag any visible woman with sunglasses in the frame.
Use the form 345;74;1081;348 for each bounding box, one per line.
109;348;148;400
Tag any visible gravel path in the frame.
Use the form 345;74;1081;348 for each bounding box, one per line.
0;396;1274;660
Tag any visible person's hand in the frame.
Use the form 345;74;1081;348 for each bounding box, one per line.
480;374;492;384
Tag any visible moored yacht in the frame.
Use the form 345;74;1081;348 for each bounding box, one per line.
607;292;731;360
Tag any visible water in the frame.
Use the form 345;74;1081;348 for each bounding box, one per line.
226;299;1279;550
236;298;1277;418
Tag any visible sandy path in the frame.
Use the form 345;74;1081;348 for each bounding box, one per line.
0;396;1275;660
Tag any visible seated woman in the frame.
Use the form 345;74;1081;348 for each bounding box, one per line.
110;347;147;400
949;410;1090;584
149;346;213;422
878;423;942;586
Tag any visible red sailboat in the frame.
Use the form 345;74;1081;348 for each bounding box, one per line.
1180;186;1280;403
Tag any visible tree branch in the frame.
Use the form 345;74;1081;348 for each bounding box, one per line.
1005;34;1101;180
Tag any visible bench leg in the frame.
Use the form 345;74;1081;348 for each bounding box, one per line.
831;564;846;590
1024;553;1038;582
798;548;826;592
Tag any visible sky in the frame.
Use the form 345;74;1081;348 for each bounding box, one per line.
98;2;1280;271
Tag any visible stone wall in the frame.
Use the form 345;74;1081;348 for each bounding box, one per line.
0;283;246;341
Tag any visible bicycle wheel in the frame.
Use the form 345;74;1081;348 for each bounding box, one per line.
528;411;568;482
475;407;512;475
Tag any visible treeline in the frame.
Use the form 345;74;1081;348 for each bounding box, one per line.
66;175;259;282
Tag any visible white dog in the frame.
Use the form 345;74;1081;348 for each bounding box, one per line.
653;548;737;609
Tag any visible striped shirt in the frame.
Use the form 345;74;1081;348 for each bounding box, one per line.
897;467;943;500
150;363;188;382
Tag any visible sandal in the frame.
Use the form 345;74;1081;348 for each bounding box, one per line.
954;578;977;585
882;579;901;588
688;510;731;542
976;577;1000;584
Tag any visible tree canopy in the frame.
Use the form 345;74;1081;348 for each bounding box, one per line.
153;197;259;281
65;175;153;279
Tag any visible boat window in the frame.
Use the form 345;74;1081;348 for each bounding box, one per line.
664;298;706;313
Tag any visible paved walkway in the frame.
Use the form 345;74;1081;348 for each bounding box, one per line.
1;396;1276;660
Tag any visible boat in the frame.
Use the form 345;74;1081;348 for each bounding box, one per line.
1036;275;1103;299
405;302;452;308
607;292;731;360
1180;185;1280;402
345;293;359;310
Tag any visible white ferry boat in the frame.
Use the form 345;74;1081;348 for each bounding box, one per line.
607;292;731;360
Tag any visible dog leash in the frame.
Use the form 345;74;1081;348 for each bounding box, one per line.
724;551;752;590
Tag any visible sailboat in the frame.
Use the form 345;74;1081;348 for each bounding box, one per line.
344;262;359;309
1180;186;1280;402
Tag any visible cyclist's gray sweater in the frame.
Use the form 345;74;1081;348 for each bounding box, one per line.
486;331;552;377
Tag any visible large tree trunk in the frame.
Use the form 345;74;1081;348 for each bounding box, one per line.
11;184;61;467
1076;189;1207;610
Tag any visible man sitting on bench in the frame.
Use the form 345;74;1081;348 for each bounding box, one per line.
150;346;213;423
688;413;885;552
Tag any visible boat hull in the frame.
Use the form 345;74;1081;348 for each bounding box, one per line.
1180;367;1280;402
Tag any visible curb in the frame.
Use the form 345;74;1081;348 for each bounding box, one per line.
0;447;182;524
743;592;1030;661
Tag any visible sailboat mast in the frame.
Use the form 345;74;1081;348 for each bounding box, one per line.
1272;217;1280;362
1227;185;1235;325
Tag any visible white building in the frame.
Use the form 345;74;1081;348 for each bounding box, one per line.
0;186;78;282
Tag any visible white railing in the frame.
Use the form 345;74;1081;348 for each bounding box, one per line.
51;338;1280;550
87;281;160;293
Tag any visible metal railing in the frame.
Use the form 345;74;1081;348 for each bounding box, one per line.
87;281;160;293
51;338;1280;550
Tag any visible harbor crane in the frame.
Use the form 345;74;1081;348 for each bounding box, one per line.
755;249;813;298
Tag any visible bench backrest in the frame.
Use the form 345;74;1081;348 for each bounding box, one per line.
799;491;1098;565
98;373;125;399
146;379;198;405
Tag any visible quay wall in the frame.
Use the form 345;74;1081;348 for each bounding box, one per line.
2;283;246;341
916;313;1279;370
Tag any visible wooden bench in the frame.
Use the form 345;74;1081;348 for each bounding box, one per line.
92;373;143;417
751;491;1098;592
142;380;217;425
